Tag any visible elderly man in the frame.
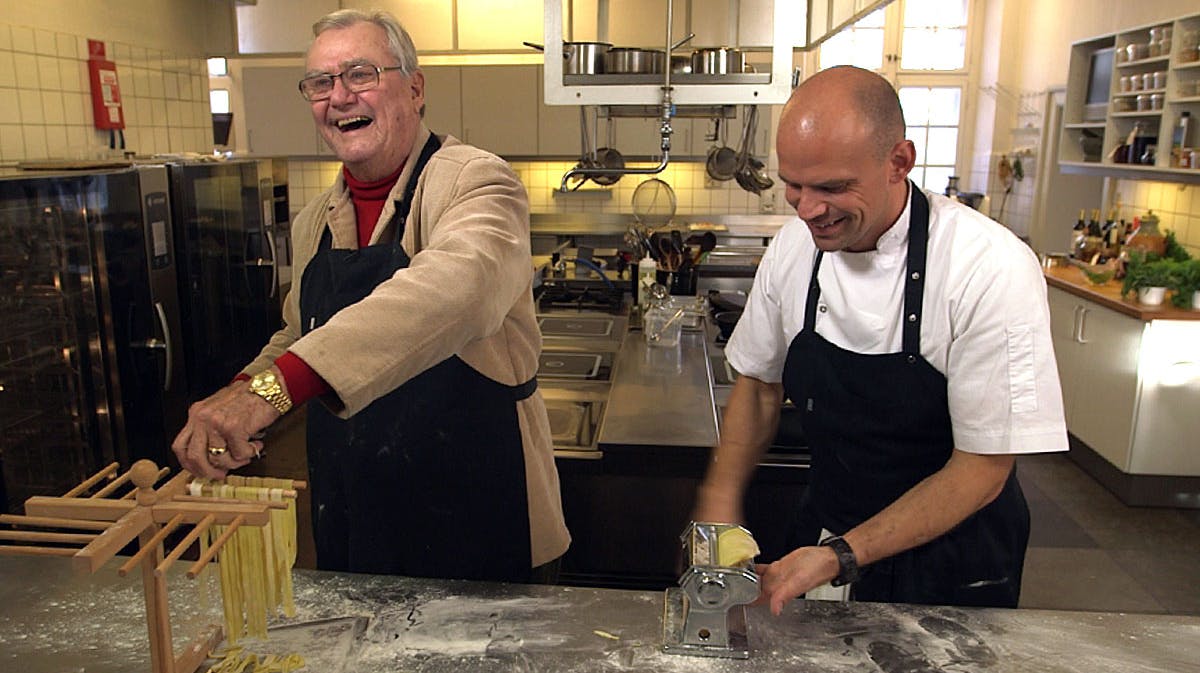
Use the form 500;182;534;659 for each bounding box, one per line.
695;66;1067;610
172;9;569;583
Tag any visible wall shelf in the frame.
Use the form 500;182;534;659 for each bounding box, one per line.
1058;11;1200;184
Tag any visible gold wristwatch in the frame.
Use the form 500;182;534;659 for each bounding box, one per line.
248;369;293;415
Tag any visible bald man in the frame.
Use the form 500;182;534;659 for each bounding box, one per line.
694;66;1067;611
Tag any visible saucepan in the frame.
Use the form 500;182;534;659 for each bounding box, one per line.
691;47;745;75
523;41;611;75
604;48;667;74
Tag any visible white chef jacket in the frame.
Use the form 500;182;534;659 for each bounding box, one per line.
726;186;1068;457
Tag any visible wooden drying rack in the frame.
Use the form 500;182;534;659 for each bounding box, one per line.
0;459;304;673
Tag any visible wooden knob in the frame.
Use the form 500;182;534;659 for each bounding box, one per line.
129;460;161;489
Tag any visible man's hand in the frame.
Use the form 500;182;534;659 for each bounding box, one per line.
753;544;842;616
171;377;281;479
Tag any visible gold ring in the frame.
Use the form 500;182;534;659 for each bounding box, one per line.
207;446;228;456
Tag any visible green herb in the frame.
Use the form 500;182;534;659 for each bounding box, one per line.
1163;230;1192;263
1121;257;1177;297
1169;259;1200;308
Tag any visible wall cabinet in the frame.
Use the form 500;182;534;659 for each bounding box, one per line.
421;65;463;140
242;65;327;156
1059;12;1200;184
460;66;540;156
1047;285;1200;478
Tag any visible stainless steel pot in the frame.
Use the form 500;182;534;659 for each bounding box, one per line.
604;48;666;74
523;41;611;75
691;48;745;74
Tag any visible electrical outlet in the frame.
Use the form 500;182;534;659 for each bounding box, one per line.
759;189;776;213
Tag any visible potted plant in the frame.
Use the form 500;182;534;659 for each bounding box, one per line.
1170;258;1200;309
1121;257;1176;306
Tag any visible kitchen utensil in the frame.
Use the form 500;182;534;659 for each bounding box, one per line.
706;118;738;182
691;47;745;74
733;106;774;194
591;116;624;186
646;307;685;346
714;311;741;340
523;41;611;75
663;522;760;659
632;178;677;230
567;107;599;190
604;48;667;74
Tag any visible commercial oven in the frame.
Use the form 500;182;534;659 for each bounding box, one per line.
0;166;186;510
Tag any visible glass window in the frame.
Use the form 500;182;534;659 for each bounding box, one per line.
210;89;230;114
207;57;228;77
818;8;886;71
900;86;962;191
900;0;968;71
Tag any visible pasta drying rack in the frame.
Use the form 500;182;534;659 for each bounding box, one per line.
0;459;303;673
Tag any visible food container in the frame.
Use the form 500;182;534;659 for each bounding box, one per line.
1150;93;1164;110
1126;42;1149;61
1129;74;1143;91
691;47;745;74
1113;97;1134;112
523;41;612;75
1136;93;1152;111
1119;75;1132;92
1153;71;1167;89
1141;72;1154;90
604;48;666;74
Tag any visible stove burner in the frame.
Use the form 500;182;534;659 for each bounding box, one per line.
538;285;625;313
538;353;602;379
539;316;613;338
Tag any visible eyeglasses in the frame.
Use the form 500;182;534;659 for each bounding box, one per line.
299;63;405;101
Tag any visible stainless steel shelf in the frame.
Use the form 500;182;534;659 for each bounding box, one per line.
563;72;772;86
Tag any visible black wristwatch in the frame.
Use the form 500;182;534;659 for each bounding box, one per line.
819;535;860;587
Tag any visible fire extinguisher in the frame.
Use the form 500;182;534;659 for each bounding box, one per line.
86;39;126;150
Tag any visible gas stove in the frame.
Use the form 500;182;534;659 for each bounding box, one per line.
536;282;629;315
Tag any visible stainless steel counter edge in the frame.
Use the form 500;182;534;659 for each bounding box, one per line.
3;556;1198;673
597;327;720;450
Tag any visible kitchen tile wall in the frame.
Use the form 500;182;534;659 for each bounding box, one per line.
0;22;211;162
286;158;787;220
1115;180;1200;256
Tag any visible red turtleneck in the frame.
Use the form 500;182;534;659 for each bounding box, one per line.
241;163;407;408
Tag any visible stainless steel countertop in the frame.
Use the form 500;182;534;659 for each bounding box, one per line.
2;556;1196;673
598;327;720;450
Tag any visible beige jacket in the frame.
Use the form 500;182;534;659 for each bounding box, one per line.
244;125;569;567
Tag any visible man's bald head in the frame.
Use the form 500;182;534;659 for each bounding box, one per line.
781;66;906;159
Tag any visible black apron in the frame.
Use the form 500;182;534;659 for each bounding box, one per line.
299;135;536;582
782;185;1029;608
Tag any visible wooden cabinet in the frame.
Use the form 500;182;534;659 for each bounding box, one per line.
241;66;326;156
1060;12;1200;184
460;65;540;156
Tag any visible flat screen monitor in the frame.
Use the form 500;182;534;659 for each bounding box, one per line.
1084;47;1114;122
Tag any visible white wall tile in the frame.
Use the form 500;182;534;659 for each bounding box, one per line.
0;25;11;51
36;55;61;91
0;124;23;160
23;125;48;158
17;87;40;122
0;52;15;88
148;71;164;99
45;123;68;157
10;26;34;53
55;32;76;59
58;59;80;93
13;52;38;88
41;91;65;126
33;29;55;55
0;88;18;124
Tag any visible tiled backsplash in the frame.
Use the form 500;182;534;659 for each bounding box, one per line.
0;22;210;162
287;158;787;220
1114;180;1200;256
